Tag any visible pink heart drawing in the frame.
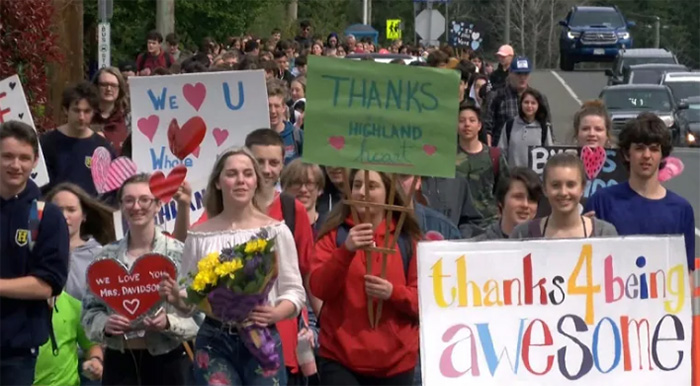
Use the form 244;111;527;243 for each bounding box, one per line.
658;156;684;182
329;136;345;150
183;83;206;112
212;128;229;147
192;146;201;158
423;144;437;156
424;230;445;241
580;146;606;180
91;147;138;194
137;115;159;142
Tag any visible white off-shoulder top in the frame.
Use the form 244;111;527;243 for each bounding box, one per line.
180;222;306;315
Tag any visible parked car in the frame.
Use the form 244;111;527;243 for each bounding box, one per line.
622;63;690;84
600;84;690;145
606;48;679;85
345;53;424;65
679;96;700;146
558;5;634;71
660;71;700;103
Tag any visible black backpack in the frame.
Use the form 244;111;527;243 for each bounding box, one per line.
280;192;296;235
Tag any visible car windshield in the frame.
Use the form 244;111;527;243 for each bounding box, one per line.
622;57;676;67
603;89;672;111
682;102;700;123
630;69;665;84
570;10;624;28
664;81;700;102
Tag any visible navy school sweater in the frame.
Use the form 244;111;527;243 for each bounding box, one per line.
40;129;116;197
0;180;70;351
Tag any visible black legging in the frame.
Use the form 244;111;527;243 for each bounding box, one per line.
102;346;191;386
319;357;414;386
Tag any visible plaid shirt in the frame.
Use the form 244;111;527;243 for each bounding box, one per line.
481;85;551;146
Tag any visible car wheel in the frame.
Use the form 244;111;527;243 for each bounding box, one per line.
559;54;575;71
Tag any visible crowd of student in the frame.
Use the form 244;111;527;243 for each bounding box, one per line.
0;19;696;386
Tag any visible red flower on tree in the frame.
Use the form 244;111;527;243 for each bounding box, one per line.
0;0;64;132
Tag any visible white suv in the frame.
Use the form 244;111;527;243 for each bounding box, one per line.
660;72;700;103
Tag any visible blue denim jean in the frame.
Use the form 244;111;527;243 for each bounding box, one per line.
193;319;287;386
0;348;38;386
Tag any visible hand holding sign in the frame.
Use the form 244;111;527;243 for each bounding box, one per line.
87;253;177;322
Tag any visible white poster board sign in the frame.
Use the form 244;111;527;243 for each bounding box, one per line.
418;236;692;385
129;70;268;230
0;75;50;187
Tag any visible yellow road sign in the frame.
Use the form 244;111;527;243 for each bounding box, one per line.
386;19;402;40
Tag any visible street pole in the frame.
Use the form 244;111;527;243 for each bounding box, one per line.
653;16;660;48
97;0;112;69
445;1;449;46
288;0;298;24
427;0;433;46
505;0;511;44
156;0;175;39
363;0;368;25
413;1;419;46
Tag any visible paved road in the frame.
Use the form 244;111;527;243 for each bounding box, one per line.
530;69;700;256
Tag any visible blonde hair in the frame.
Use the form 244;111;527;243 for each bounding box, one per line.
204;147;265;217
280;159;324;191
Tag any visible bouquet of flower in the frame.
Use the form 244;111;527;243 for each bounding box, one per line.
184;229;279;374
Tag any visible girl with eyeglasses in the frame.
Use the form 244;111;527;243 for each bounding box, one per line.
81;173;199;386
91;67;130;156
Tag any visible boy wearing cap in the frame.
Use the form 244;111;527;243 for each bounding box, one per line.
482;56;551;146
490;44;515;89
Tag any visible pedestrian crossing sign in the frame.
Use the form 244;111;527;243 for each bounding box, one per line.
386;19;402;40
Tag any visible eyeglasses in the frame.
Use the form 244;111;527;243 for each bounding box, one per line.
121;196;156;208
98;82;119;89
290;181;318;190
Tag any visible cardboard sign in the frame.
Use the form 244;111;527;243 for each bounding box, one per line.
303;56;459;178
527;146;627;198
417;236;692;385
129;71;269;229
0;75;50;187
91;146;138;194
87;253;177;321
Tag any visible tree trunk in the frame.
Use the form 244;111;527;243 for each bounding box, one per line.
49;0;83;126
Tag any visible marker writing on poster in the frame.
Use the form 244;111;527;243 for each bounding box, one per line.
0;92;11;123
146;82;246;112
321;75;439;113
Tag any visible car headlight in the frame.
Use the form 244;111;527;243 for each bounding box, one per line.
661;115;674;127
617;32;630;39
688;132;696;143
567;31;581;39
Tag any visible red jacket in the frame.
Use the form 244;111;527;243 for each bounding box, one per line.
193;194;314;372
309;217;419;377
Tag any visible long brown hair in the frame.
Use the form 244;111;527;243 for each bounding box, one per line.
204;147;265;217
92;67;130;114
45;183;117;246
317;169;423;242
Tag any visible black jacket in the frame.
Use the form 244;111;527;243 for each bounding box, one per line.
0;180;69;350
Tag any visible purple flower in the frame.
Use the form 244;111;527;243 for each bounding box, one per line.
243;255;262;277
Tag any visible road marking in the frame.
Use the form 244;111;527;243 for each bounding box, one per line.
550;70;582;106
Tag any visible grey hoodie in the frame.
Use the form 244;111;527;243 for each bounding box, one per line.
497;116;554;168
65;238;102;301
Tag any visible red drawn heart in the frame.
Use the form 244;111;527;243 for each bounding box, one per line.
168;116;206;160
149;165;188;203
86;253;177;321
182;83;207;111
328;136;345;150
137;115;159;142
423;144;437;156
192;146;201;158
212;128;229;147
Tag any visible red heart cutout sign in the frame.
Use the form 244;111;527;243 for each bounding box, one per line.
149;165;188;203
168;116;206;160
86;254;177;321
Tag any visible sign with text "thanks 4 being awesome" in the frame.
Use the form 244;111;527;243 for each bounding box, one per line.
417;236;692;385
303;56;459;178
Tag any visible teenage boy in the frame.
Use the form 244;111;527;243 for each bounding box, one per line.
268;79;303;164
586;113;696;271
0;121;70;386
423;105;509;238
41;82;116;198
136;30;175;75
245;128;321;383
474;167;542;240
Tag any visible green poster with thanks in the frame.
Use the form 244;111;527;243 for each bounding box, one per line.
302;56;460;178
